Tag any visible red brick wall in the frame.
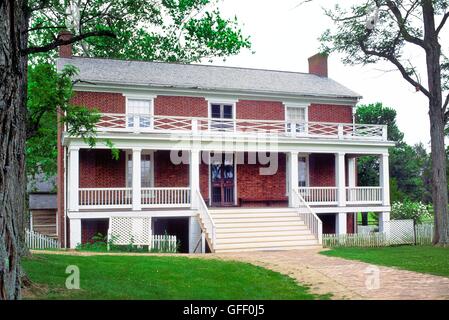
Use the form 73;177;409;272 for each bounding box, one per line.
237;153;287;202
347;213;355;234
154;96;208;117
154;151;189;187
236;100;284;120
200;162;209;201
309;154;335;187
309;104;353;123
71;91;126;113
79;149;126;188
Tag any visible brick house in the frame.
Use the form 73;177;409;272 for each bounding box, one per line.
56;40;394;253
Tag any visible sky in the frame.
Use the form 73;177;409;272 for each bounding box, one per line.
204;0;432;147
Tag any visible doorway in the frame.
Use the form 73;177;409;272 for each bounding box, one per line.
210;153;235;206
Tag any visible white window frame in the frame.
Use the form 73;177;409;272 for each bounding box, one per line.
207;99;237;132
125;150;155;188
284;103;309;135
124;95;155;130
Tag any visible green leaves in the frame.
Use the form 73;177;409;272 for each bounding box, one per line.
356;102;428;203
28;0;251;63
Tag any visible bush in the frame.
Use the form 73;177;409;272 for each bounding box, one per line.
391;200;432;223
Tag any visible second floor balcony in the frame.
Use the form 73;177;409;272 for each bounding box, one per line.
94;113;388;142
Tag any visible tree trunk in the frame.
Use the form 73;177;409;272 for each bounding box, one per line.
0;0;28;299
429;105;449;245
422;1;449;245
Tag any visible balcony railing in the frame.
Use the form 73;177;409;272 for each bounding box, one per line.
95;113;388;141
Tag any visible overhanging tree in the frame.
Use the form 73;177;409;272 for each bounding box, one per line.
310;0;449;245
1;0;250;300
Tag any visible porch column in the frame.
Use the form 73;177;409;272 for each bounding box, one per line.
379;211;391;234
347;157;356;188
132;148;142;211
68;147;79;212
190;149;200;209
335;152;346;206
347;156;356;202
336;212;347;235
379;153;390;206
288;151;299;207
69;218;81;249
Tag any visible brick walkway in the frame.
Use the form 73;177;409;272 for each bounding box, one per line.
212;249;449;300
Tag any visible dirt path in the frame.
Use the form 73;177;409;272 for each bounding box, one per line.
31;249;449;300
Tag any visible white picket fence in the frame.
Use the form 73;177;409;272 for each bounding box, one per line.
323;221;434;248
415;223;434;245
26;229;60;249
151;235;178;253
323;232;387;248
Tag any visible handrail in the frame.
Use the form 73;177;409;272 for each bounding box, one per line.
196;190;216;249
293;188;323;244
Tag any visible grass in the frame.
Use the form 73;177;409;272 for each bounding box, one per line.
23;254;329;300
321;245;449;278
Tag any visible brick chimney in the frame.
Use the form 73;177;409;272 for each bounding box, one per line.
58;31;73;58
308;53;328;77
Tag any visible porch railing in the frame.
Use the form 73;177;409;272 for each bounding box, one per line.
293;188;323;244
79;188;132;208
95;113;388;141
141;187;191;207
346;187;382;204
297;187;383;205
298;187;338;205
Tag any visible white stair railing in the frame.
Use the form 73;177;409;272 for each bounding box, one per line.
196;190;216;251
293;189;323;244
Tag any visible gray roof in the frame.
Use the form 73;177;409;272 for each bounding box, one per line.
57;57;361;100
29;194;57;210
27;174;56;193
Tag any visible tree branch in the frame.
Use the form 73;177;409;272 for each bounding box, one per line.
359;38;430;98
385;0;426;48
22;30;117;55
436;12;449;35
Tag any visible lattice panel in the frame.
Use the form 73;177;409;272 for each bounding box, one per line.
384;219;415;245
109;217;151;246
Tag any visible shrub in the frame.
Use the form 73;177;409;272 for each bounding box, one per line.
391;200;432;223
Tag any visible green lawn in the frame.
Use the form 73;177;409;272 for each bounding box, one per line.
321;246;449;278
23;254;328;300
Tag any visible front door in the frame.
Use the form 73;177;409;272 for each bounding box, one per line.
210;153;235;206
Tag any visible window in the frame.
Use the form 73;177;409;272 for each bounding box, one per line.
127;99;152;128
286;105;307;133
126;152;153;188
210;103;234;131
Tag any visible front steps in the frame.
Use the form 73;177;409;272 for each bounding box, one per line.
208;208;321;253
